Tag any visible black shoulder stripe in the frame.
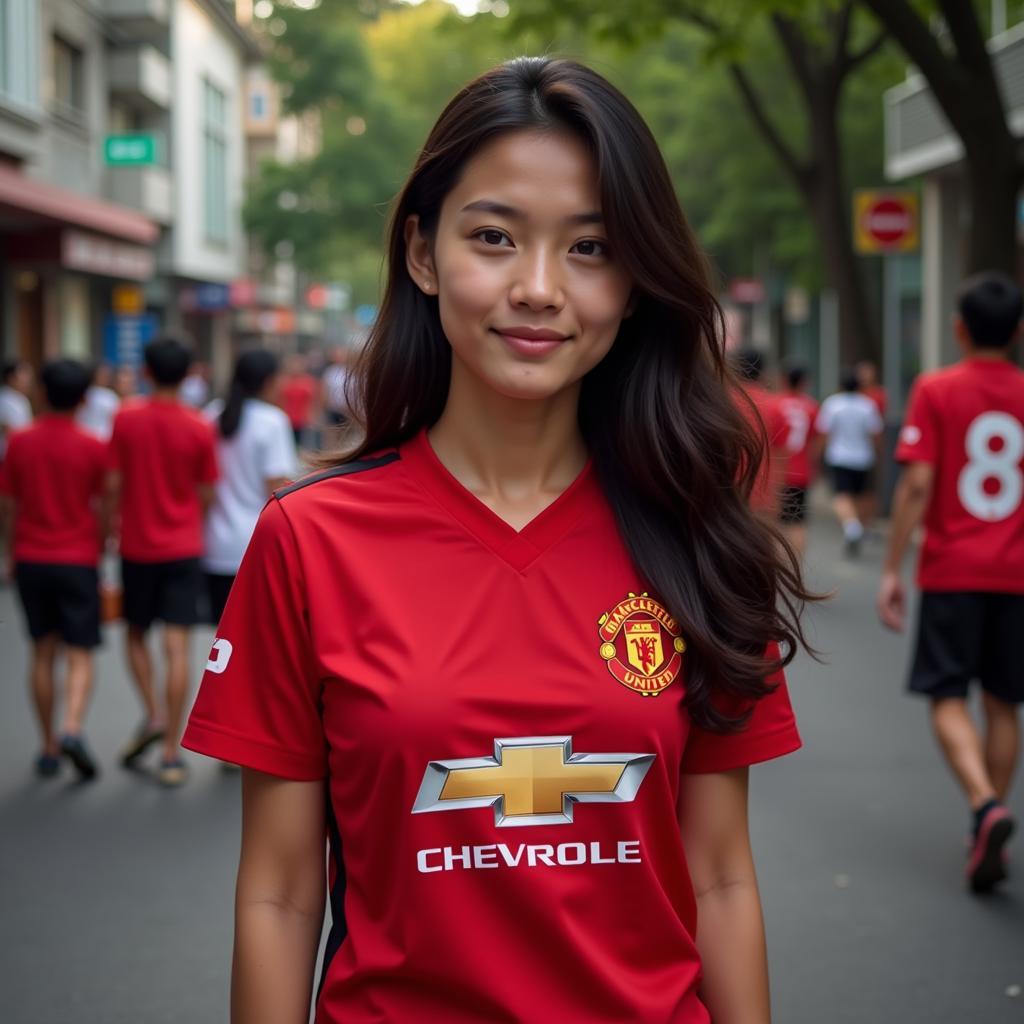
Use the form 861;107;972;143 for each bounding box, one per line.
273;451;400;499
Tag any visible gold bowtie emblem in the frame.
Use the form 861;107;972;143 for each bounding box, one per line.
412;737;654;827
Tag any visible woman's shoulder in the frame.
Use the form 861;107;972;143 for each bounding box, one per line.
272;448;403;507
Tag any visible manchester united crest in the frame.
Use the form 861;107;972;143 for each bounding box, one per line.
597;593;685;697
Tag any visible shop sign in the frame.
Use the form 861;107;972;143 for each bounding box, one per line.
103;313;157;368
180;283;231;312
104;134;160;166
728;278;765;305
62;231;154;280
112;284;146;316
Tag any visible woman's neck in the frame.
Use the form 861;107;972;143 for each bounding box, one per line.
428;358;588;505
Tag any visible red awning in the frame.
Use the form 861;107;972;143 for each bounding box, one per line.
0;164;158;245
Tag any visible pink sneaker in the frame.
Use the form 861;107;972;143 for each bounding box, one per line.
966;804;1015;893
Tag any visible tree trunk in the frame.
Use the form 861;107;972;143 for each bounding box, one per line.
963;150;1021;276
804;93;878;370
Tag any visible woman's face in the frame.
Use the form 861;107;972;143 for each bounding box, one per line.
407;130;634;403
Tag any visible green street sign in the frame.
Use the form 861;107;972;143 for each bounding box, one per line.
104;134;159;166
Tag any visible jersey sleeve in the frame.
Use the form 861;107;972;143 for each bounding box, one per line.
814;398;833;435
197;422;219;484
680;645;801;774
260;414;297;481
107;412;124;471
895;378;938;465
182;497;326;779
0;436;16;495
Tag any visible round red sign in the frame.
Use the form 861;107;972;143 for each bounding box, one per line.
862;197;914;246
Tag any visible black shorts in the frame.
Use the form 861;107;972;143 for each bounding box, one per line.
15;562;101;648
204;572;235;626
779;486;808;525
121;557;202;630
830;465;869;496
908;591;1024;704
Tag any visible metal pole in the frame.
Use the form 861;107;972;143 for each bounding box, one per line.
883;253;903;420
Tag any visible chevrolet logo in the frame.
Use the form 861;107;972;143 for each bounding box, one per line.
412;736;655;827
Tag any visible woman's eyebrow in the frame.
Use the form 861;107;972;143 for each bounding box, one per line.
459;199;603;225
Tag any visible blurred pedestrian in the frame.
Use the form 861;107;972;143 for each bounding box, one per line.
0;359;34;461
321;346;351;428
856;360;887;532
856;360;887;417
113;365;138;400
203;350;295;625
183;58;809;1024
777;365;819;559
108;336;219;787
878;271;1023;893
0;359;110;780
280;352;319;447
732;349;788;519
77;362;120;441
815;370;883;556
181;360;211;408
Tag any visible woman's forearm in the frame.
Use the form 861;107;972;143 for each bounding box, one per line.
695;877;771;1023
232;897;324;1024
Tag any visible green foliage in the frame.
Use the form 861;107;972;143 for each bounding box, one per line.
243;0;902;304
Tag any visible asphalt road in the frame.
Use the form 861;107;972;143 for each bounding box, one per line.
1;510;1021;1023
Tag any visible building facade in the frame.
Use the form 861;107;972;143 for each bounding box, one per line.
0;0;262;381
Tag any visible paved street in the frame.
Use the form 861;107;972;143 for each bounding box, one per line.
1;509;1022;1023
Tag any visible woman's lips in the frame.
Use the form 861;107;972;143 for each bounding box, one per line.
492;328;570;358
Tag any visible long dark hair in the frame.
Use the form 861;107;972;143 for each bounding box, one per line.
333;57;816;732
219;349;279;439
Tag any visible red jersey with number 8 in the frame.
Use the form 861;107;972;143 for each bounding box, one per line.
895;358;1024;592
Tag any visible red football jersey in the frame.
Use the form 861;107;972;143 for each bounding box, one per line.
0;415;108;565
109;398;219;562
281;374;318;429
777;391;819;488
862;384;887;417
736;383;789;511
184;429;800;1024
895;358;1024;592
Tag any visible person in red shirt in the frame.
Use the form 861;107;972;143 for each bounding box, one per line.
0;359;110;779
777;364;820;558
109;336;218;787
183;59;814;1023
879;271;1023;893
279;353;319;447
732;349;789;519
856;360;887;417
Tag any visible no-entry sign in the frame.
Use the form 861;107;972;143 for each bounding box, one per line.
854;190;919;253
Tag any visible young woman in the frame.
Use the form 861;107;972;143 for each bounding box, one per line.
184;58;812;1023
202;349;296;625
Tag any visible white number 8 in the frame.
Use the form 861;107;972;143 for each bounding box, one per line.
957;412;1024;521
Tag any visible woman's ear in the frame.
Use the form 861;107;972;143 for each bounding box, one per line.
405;215;438;296
623;289;639;319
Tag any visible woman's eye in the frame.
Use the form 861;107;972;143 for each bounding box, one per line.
571;239;608;257
475;229;511;247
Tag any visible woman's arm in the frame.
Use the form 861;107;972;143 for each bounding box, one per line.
679;767;770;1024
233;769;327;1024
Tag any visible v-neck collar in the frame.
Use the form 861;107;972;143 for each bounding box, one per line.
401;427;600;573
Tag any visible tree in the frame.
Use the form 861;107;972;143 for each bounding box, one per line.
507;0;893;366
859;0;1020;274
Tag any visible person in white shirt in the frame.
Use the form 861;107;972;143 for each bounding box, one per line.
76;363;120;441
815;370;884;556
203;350;296;623
0;360;34;460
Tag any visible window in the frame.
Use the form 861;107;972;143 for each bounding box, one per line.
203;78;229;244
0;0;41;112
52;35;85;117
250;91;267;120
